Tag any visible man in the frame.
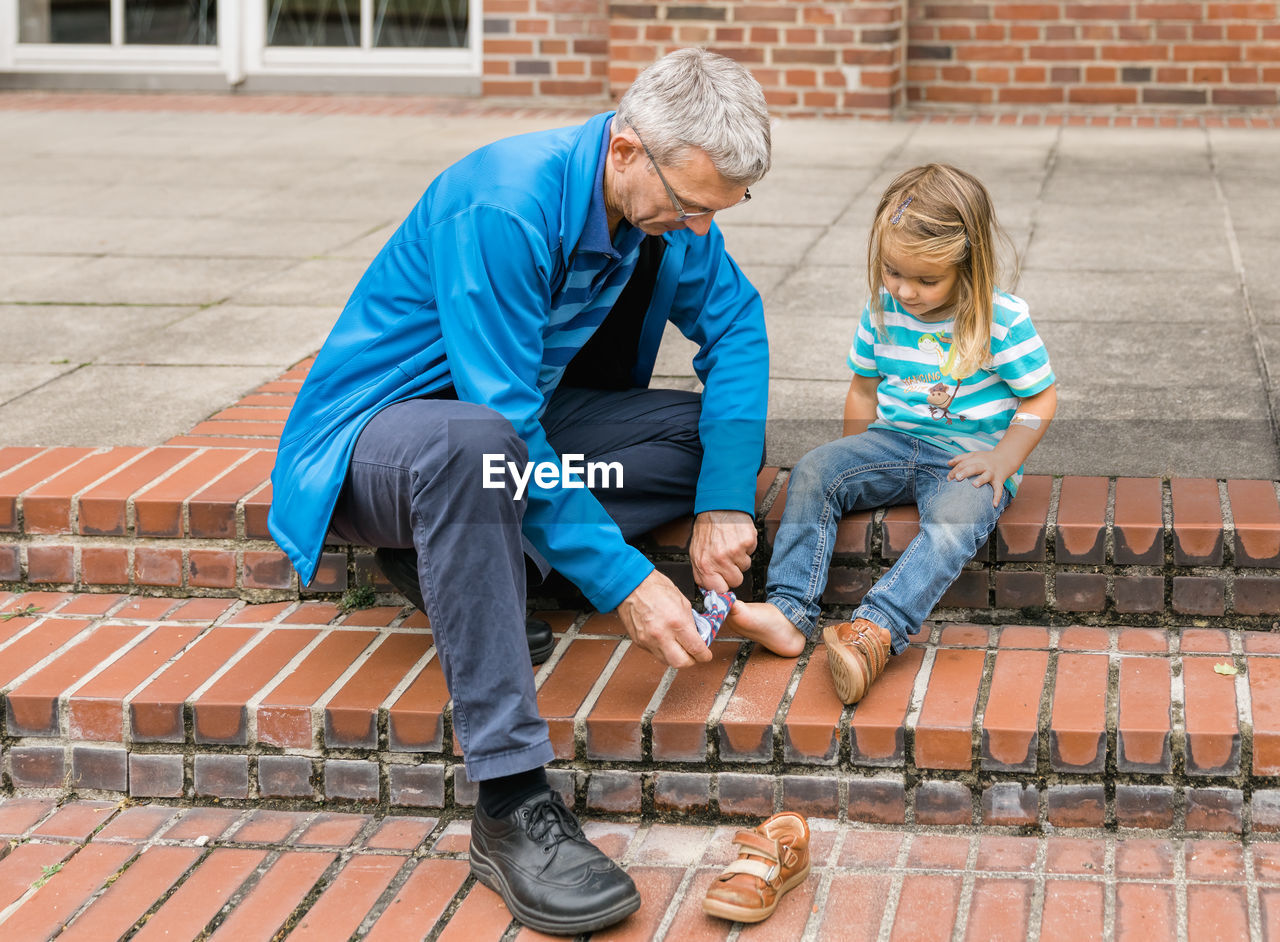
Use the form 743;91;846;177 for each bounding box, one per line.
269;48;770;934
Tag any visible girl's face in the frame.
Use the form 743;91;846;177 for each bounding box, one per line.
880;244;959;320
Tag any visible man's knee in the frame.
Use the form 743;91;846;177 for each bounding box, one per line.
445;411;527;473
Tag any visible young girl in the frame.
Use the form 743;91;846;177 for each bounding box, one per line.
730;163;1057;704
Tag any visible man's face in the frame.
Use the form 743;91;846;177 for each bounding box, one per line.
609;132;749;237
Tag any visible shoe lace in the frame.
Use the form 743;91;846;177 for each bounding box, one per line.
524;794;583;846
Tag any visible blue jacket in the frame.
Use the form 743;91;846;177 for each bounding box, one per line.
268;112;769;612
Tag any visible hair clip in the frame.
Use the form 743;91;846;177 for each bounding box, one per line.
890;196;913;224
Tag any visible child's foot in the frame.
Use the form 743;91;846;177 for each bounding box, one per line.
723;601;806;657
822;619;892;704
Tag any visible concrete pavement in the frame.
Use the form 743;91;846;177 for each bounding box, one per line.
1;98;1278;477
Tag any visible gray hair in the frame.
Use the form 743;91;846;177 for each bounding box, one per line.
612;48;771;187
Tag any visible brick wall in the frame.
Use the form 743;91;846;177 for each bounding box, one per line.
608;1;908;116
907;1;1280;110
492;0;1278;115
481;0;612;97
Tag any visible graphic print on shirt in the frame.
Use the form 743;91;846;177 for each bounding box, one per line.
902;332;966;425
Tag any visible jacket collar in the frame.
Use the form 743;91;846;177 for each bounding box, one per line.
560;111;616;268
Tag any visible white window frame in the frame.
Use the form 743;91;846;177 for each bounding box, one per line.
248;0;480;78
4;0;481;84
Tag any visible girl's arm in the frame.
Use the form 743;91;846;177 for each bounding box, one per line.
843;373;882;438
947;384;1058;506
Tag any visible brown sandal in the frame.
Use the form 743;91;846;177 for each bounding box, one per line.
822;618;891;705
702;812;811;924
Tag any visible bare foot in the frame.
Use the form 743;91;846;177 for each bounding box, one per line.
723;601;806;657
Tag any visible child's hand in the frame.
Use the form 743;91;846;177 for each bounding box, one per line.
947;451;1017;507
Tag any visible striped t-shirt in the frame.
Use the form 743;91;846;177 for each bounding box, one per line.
847;289;1055;495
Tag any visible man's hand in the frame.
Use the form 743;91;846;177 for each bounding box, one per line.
690;509;757;593
946;450;1018;506
616;570;712;667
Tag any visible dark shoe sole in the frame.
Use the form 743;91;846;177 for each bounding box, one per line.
469;850;641;935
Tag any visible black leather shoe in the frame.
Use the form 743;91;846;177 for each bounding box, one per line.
469;790;640;935
524;616;555;665
374;547;554;664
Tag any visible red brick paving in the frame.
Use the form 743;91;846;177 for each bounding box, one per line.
0;799;1272;938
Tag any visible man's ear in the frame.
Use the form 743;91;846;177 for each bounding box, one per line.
608;131;643;170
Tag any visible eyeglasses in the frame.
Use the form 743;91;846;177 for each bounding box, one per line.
628;124;751;222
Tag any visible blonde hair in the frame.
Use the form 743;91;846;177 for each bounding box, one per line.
867;164;1015;379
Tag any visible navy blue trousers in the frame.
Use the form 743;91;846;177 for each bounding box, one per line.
328;385;702;780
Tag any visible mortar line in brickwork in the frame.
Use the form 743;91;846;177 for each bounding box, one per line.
1219;479;1237;569
969;645;999;775
309;632;401;749
24;447;150;535
650;859;702;942
178;626;281;731
0;616;98;696
776;641;816;759
54;622;167;732
1105;476;1118;566
1024;836;1050;942
902;636;939;778
1174;837;1191;942
1101;835;1118;939
703;643;751;755
378;643;438;734
878;832;924;942
570;636;631;757
643;665;681;761
1035;634;1062;781
0;447;49;486
237;628;339;748
1044;463;1063;568
79;624;214;744
795;863;834;942
1244;841;1266;941
176;449;269;540
235;479;272;539
530;611;590;690
1170;656;1189;782
210;598;247;628
200;844;300;939
353;855;427;940
945;835;981;942
122;447;223;531
0;611;42;655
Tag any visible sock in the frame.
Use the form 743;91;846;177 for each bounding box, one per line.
693;588;735;644
478;767;549;819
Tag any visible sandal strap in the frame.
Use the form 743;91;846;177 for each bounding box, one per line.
732;830;780;860
719;857;780;884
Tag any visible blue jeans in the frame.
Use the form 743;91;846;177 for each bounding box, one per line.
766;429;1008;654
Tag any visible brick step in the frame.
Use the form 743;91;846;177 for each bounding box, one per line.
3;354;1277;625
4;444;1280;625
3;591;1279;837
